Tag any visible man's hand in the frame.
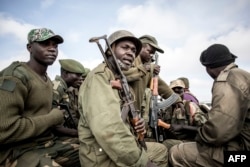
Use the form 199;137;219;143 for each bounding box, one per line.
153;65;160;75
144;64;161;75
134;117;146;135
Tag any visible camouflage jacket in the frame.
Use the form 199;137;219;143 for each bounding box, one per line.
52;75;79;126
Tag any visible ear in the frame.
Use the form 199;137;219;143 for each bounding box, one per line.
26;43;32;52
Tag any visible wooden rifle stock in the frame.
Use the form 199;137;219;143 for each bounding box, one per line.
149;53;160;142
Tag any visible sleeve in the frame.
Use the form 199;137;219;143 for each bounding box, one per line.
196;81;246;146
80;70;148;166
123;64;147;82
158;77;182;103
0;77;64;144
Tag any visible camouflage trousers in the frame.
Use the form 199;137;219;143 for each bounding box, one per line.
0;137;80;167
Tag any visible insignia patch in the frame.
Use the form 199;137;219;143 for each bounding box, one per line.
0;79;16;92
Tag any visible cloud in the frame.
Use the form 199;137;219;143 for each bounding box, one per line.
0;14;35;43
1;0;249;102
109;0;250;101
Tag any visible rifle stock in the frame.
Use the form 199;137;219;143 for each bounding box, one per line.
89;35;147;150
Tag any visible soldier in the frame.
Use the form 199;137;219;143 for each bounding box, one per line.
169;44;250;167
123;34;184;143
78;30;168;167
159;79;207;150
123;35;183;115
0;28;80;167
52;59;85;137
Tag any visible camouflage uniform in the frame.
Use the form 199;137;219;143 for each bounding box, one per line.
53;75;79;126
52;59;85;128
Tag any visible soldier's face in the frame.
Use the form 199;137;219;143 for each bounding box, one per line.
27;39;58;66
65;72;83;88
113;40;137;71
140;44;155;63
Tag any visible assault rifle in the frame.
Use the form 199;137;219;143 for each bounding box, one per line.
89;35;147;150
149;54;180;142
59;103;77;129
149;53;160;142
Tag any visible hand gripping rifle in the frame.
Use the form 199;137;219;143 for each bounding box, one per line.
89;35;147;150
59;103;77;129
149;53;160;142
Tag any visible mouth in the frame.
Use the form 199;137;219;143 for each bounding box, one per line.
47;54;57;60
123;57;133;66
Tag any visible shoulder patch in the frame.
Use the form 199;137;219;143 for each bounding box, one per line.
0;79;16;92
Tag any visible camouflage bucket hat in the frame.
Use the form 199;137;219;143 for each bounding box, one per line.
28;28;64;44
59;59;85;74
139;35;164;53
106;30;142;56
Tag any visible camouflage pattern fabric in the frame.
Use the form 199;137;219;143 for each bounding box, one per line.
27;28;63;44
52;76;79;126
1;137;80;167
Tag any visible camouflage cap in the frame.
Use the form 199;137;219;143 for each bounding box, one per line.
139;35;164;53
28;28;64;44
170;79;185;89
59;59;85;74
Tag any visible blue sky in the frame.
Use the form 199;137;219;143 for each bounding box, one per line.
0;0;250;102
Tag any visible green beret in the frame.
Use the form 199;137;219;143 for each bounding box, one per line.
59;59;85;74
82;68;91;77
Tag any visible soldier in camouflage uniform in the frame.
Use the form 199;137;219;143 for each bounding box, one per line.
0;28;80;167
52;59;85;137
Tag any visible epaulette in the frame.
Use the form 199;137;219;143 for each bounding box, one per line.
216;69;230;82
0;61;30;86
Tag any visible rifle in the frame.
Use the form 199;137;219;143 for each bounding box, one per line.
59;103;77;129
149;53;161;142
89;35;147;150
